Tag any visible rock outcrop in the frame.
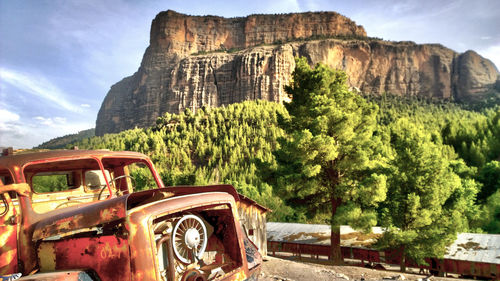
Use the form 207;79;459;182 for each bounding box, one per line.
149;10;366;56
95;10;499;135
454;50;500;100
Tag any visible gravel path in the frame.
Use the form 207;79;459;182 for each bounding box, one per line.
260;256;466;281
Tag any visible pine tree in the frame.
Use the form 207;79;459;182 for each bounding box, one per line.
478;161;500;202
378;119;470;271
275;58;387;264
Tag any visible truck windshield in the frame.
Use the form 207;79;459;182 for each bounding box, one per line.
23;157;159;213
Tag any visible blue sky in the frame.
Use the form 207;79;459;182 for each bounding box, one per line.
1;0;499;148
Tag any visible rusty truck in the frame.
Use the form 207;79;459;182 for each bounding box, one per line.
0;149;261;281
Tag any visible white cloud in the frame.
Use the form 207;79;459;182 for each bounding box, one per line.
477;45;500;72
0;108;26;147
34;116;54;126
80;103;91;108
0;68;83;113
28;117;91;148
33;116;68;126
0;109;20;122
0;103;92;149
0;115;92;149
481;36;492;40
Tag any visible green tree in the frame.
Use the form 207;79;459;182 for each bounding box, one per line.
478;161;500;202
275;58;387;264
72;100;292;221
477;189;500;233
32;174;70;193
378;119;469;271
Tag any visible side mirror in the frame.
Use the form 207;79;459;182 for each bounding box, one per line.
0;183;31;197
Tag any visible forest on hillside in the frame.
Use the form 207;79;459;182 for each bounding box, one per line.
71;92;500;231
36;128;95;149
69;59;500;264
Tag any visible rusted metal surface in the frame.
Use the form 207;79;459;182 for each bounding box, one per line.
0;193;18;275
268;241;331;258
0;150;152;172
0;183;30;197
0;150;164;194
243;235;262;270
442;258;500;278
155;234;175;281
237;195;268;256
0;151;162;276
237;194;270;213
163;185;241;203
0;150;261;280
17;270;99;280
38;236;130;281
32;196;127;240
127;191;247;280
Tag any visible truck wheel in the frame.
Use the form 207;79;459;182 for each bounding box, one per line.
172;214;207;264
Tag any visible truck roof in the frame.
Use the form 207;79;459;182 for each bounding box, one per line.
0;150;150;168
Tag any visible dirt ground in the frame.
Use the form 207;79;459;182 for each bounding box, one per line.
260;256;467;281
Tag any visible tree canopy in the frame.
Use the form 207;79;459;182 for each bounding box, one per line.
274;58;387;264
377;119;479;270
67;61;500;248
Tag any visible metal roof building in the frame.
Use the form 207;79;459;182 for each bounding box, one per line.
445;232;500;264
267;222;500;264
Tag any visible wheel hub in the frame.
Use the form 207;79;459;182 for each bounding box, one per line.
184;228;201;249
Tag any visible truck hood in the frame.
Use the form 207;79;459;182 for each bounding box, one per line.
32;194;128;241
32;185;240;241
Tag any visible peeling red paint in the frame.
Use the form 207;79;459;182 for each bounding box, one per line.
0;150;261;280
0;193;18;275
38;236;131;281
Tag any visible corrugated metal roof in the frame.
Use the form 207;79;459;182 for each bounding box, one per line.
445;233;500;264
267;222;331;244
267;222;500;264
267;222;383;247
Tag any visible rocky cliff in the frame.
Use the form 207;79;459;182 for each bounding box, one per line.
149;10;366;56
96;10;499;135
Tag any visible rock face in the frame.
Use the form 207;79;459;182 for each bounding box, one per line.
454;50;500;100
149;10;366;56
95;10;499;135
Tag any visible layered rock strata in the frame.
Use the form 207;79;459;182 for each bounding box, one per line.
96;10;499;135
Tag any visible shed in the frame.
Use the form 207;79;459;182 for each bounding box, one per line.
267;222;384;247
445;232;500;265
236;194;270;256
267;222;500;265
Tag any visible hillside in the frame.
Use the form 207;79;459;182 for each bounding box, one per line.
95;10;499;135
35;128;95;149
74;98;500;232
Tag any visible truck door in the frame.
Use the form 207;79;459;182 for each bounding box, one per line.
0;191;18;275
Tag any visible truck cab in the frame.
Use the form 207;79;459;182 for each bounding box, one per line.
0;149;261;281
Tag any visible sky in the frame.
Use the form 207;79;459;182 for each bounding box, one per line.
0;0;499;149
